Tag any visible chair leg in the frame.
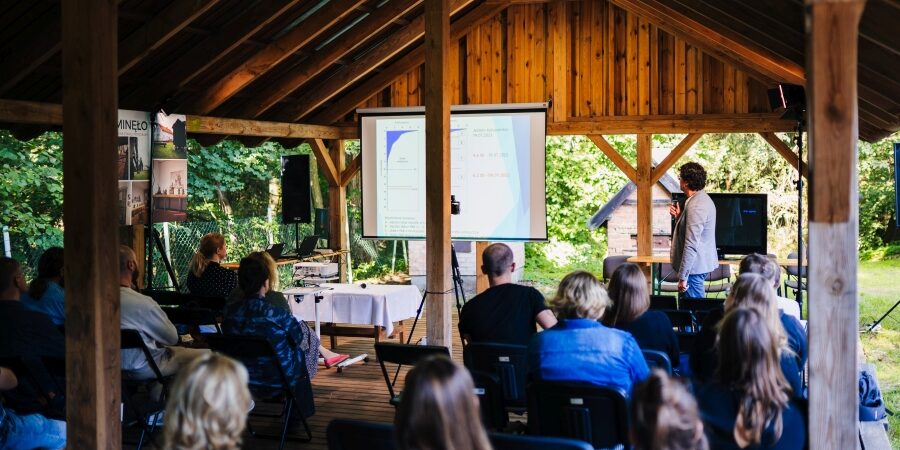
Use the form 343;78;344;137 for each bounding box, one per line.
279;398;293;450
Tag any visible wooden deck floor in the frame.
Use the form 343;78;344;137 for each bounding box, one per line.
128;308;463;449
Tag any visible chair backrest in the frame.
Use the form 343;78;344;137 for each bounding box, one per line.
785;252;808;277
602;255;630;282
642;350;673;374
705;264;732;282
203;333;292;389
527;380;630;449
142;289;184;306
0;356;56;411
463;342;528;406
678;297;725;312
470;370;509;431
676;331;698;354
182;293;227;312
121;329;165;381
650;295;677;310
658;263;680;282
326;419;397;450
489;432;594;450
662;309;694;331
373;343;450;401
161;306;221;332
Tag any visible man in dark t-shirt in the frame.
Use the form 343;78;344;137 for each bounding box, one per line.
459;244;557;345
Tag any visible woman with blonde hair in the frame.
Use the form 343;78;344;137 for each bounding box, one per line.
395;355;492;450
186;232;237;297
603;263;679;367
163;353;251;450
631;369;708;450
528;270;649;393
695;308;806;449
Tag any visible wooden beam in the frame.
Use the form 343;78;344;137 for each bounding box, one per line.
549;113;797;135
0;6;60;95
234;0;422;119
424;0;452;350
310;139;340;187
636;134;653;258
0;99;356;139
328;141;349;282
307;2;507;125
117;0;220;75
185;0;366;115
806;1;864;449
283;0;480;123
341;155;362;187
608;0;805;86
759;132;809;178
62;0;121;447
650;133;702;184
122;0;303;109
588;135;638;182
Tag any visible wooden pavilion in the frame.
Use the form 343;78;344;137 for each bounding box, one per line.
0;0;897;448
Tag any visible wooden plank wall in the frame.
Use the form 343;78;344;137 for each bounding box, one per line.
362;0;772;118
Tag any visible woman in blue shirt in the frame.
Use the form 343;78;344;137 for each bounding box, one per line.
21;247;65;326
528;270;649;394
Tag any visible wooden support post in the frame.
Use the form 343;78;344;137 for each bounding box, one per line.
475;241;489;294
806;0;864;449
636;134;654;281
62;0;121;447
328;141;349;282
424;0;452;350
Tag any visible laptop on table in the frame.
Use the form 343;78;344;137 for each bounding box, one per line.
284;235;319;259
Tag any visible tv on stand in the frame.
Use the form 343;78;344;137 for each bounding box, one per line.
671;192;768;259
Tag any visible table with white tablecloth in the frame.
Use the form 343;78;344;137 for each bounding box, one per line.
284;283;421;340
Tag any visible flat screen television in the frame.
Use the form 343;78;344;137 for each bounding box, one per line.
671;193;768;258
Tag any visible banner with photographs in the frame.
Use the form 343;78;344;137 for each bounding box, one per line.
151;112;189;222
117;109;151;225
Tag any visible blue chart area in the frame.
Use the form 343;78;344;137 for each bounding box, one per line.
385;130;417;162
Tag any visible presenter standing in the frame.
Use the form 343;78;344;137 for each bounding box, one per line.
669;162;718;299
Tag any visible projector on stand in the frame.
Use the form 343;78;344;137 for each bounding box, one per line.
293;262;339;280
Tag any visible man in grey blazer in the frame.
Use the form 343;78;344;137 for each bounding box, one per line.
669;162;718;298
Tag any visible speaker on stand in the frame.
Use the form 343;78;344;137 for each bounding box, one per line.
281;155;312;253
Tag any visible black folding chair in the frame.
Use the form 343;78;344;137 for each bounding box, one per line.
203;333;312;450
602;255;630;284
642;350;673;375
373;342;450;406
120;329;170;450
491;432;594;450
676;331;698;354
470;370;509;431
327;419;396;450
0;356;61;417
662;309;694;333
649;295;677;310
527;380;630;449
182;293;228;312
142;289;185;307
463;342;528;408
161;306;221;334
678;297;724;329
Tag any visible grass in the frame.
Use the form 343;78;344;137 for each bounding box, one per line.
152;142;186;159
131;170;149;180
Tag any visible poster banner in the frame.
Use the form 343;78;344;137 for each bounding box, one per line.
151;112;189;222
117;109;151;225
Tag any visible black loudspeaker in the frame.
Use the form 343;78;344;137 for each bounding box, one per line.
281;155;311;224
767;84;806;112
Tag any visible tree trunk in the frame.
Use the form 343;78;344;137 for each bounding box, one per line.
310;155;324;209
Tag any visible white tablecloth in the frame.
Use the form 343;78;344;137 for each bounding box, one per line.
284;283;421;336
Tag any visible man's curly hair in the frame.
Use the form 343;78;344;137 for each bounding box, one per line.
679;162;708;191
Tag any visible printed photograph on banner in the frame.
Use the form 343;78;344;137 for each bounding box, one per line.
151;159;188;222
153;112;188;159
118;181;131;226
131;181;149;225
118;109;151;180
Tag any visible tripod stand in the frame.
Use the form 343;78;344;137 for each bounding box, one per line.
405;245;467;345
148;227;180;291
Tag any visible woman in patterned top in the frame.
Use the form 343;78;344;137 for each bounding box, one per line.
186;232;237;298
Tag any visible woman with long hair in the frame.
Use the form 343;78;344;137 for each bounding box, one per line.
695;308;805;449
529;270;649;393
603;263;679;366
631;369;708;450
186;232;237;297
163;353;251;450
395;355;492;450
21;247;66;325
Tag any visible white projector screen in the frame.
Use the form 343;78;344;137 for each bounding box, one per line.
359;103;547;241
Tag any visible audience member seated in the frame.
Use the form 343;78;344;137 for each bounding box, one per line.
603;263;679;367
631;369;708;450
186;232;237;298
528;270;649;393
395;355;492;450
222;257;315;419
694;308;806;450
739;254;801;320
228;251;348;370
163;353;251;450
119;246;208;380
20;247;65;326
0;257;64;360
459;243;556;345
690;274;804;394
0;365;66;450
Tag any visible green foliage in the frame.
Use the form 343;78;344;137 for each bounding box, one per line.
858;133;898;255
